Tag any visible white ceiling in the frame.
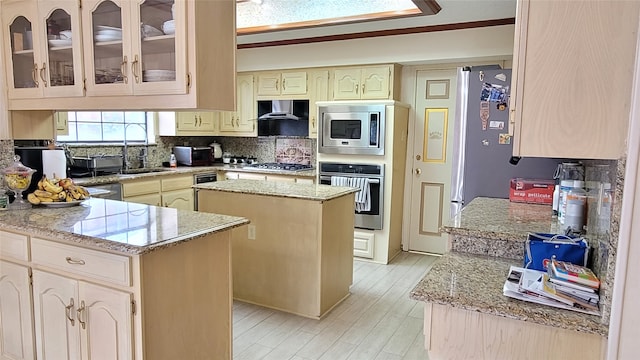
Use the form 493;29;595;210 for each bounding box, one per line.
237;0;516;45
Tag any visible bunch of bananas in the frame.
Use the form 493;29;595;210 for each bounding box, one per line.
27;175;90;205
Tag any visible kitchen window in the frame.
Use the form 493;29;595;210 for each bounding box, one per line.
56;111;155;144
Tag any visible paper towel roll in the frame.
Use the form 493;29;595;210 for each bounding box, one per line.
42;150;67;179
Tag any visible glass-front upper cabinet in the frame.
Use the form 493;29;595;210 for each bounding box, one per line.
38;0;84;97
2;0;83;99
83;0;186;96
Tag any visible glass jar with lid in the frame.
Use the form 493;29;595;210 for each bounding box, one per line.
1;155;36;209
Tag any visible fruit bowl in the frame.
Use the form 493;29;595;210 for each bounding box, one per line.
1;155;35;209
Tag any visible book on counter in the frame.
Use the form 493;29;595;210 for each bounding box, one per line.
503;266;600;316
550;259;601;289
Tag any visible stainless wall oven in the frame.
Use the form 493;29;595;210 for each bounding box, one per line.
319;162;384;230
318;104;385;155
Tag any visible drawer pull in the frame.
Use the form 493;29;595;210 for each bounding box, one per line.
77;300;86;329
66;257;86;265
65;298;75;326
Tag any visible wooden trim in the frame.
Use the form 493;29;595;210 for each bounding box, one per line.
238;18;515;49
412;0;442;16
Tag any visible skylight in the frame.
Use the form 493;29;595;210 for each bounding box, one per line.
237;0;438;34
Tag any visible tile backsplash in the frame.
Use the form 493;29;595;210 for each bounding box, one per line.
275;138;313;164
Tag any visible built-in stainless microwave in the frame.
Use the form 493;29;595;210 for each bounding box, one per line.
318;104;385;155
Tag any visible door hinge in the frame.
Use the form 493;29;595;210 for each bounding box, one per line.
28;268;33;286
131;299;137;315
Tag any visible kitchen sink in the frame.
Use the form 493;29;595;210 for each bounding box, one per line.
120;168;173;175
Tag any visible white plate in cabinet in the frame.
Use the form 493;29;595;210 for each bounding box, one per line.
0;230;29;261
30;238;132;287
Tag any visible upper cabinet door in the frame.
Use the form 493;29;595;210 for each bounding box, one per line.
37;0;84;98
510;0;640;159
130;0;187;95
82;0;133;96
83;0;186;96
2;1;44;99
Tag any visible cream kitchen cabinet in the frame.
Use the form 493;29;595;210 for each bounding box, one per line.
3;0;236;111
219;74;256;136
0;260;34;360
220;171;315;184
32;270;133;360
509;0;640;159
176;111;217;134
256;71;307;96
10;110;55;140
2;0;84;99
332;65;400;100
157;110;220;136
308;70;329;138
122;174;194;210
55;111;68;135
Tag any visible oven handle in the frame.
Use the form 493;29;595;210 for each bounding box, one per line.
319;175;380;184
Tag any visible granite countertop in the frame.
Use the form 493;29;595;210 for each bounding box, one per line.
446;197;563;241
0;198;248;255
72;165;316;186
194;179;358;201
410;252;608;336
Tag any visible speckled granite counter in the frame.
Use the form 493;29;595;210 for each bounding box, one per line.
410;252;607;336
445;197;562;259
194;179;357;201
72;165;316;186
0;197;248;254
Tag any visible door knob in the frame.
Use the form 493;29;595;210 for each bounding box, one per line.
415;168;422;175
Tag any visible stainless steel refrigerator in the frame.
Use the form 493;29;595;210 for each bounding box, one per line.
450;67;563;217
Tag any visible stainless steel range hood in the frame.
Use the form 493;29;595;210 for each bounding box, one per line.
258;100;299;121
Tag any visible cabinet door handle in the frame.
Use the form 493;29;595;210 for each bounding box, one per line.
164;202;168;207
236;118;240;127
132;55;140;83
40;63;48;87
65;298;75;326
276;79;279;91
311;117;315;128
121;55;128;84
355;84;358;94
282;78;285;91
65;256;86;265
77;300;86;329
361;84;365;93
32;63;39;87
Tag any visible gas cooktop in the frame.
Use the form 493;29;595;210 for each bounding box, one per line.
246;163;313;172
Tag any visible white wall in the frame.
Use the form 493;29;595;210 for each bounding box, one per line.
237;25;515;71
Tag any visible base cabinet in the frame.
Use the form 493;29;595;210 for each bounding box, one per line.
0;261;34;360
423;303;606;360
32;271;133;360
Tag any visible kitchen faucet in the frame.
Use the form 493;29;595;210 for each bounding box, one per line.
123;123;148;170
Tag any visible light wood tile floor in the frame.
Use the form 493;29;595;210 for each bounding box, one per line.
233;251;438;360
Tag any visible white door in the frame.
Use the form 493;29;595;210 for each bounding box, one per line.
79;282;133;360
32;270;80;360
0;261;34;360
408;68;457;254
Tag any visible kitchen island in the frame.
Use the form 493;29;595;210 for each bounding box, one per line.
0;198;248;360
195;179;359;319
410;197;608;360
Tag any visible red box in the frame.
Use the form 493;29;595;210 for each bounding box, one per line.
509;178;555;205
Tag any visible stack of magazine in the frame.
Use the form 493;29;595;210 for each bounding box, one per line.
503;260;600;316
